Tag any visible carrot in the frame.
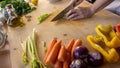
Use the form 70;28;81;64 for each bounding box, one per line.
54;60;63;68
58;45;67;62
71;39;82;60
66;39;75;53
63;61;69;68
45;40;62;66
44;38;57;65
66;52;71;64
63;52;71;68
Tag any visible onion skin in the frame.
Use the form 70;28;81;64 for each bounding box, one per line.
70;59;88;68
73;46;89;59
87;51;103;67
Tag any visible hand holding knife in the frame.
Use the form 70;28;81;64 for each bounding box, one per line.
51;0;83;21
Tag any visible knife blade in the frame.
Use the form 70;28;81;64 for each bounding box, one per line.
51;3;74;21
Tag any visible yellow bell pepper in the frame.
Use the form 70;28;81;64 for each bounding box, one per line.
95;24;120;48
87;35;119;63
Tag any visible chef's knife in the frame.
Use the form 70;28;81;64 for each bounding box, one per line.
51;3;75;21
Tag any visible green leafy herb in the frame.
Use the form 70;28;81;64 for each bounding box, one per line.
0;0;36;16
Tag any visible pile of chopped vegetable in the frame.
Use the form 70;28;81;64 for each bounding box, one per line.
0;0;36;16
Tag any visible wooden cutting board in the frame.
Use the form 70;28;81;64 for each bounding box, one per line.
7;0;120;68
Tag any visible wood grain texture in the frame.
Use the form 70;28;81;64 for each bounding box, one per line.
7;0;120;68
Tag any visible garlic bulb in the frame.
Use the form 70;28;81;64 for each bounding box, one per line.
0;12;6;27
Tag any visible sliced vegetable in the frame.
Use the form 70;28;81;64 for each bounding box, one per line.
38;13;51;24
73;46;89;59
41;41;47;53
87;35;119;63
96;24;120;48
115;23;120;37
97;24;112;35
70;59;88;68
87;51;103;67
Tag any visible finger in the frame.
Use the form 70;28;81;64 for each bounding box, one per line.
66;9;76;17
75;7;83;15
70;15;84;21
67;13;78;20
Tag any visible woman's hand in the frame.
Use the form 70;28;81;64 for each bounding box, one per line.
70;0;84;6
66;7;94;20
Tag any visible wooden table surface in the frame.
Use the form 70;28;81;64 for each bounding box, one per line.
6;0;120;68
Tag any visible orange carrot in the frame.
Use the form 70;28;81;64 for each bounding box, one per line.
54;60;63;68
63;52;71;68
66;39;75;53
46;40;62;66
44;38;57;65
63;61;69;68
71;39;82;60
58;45;67;62
66;52;71;64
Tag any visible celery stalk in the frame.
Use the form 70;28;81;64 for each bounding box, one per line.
22;29;51;68
38;13;51;24
22;40;28;65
